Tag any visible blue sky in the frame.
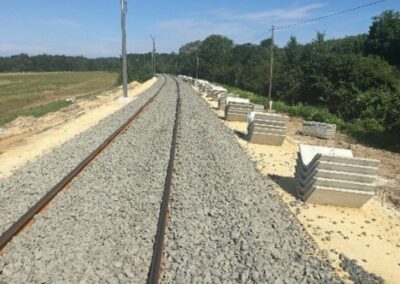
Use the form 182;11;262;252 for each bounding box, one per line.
0;0;398;58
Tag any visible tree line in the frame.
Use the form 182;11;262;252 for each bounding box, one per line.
0;54;120;73
0;10;399;150
176;10;400;151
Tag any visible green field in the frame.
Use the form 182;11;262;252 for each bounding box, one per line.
0;71;118;126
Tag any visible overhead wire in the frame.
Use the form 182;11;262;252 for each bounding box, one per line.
250;0;389;43
275;0;388;30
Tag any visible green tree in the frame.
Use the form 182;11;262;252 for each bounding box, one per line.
365;10;400;67
177;40;202;78
199;35;234;83
280;36;303;104
232;43;267;96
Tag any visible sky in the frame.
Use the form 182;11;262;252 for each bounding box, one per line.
0;0;399;58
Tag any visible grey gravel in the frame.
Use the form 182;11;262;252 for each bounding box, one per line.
339;254;384;284
161;78;342;283
0;77;164;235
0;76;178;283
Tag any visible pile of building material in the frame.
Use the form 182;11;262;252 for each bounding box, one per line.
179;75;193;84
295;144;380;208
218;93;239;110
218;93;228;110
302;121;337;139
189;79;211;93
224;98;254;121
207;86;227;101
247;112;288;145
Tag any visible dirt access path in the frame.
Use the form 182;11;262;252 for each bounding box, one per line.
201;92;400;284
0;78;157;178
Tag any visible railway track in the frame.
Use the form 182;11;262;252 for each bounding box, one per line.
0;76;343;283
148;76;181;283
0;75;182;283
0;75;168;252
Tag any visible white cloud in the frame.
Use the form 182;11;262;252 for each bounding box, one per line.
224;3;326;22
156;2;326;51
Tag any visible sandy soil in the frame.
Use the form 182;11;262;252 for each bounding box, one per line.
0;78;157;178
203;94;400;283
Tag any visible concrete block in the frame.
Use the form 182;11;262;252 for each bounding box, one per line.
299;144;353;166
298;184;374;208
224;101;254;121
295;165;375;193
249;120;287;128
295;144;379;208
248;112;288;123
246;111;288;145
302;121;337;139
226;113;248;122
248;125;286;136
248;132;286;145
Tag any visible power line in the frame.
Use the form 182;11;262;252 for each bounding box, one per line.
120;0;128;98
275;0;389;30
251;33;268;44
250;0;389;43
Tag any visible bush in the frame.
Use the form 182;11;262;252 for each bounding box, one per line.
215;82;399;152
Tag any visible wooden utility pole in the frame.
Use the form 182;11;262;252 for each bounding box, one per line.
150;35;156;75
120;0;128;98
267;25;275;111
196;54;199;79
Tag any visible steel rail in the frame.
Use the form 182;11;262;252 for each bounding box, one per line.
0;75;168;251
148;76;181;284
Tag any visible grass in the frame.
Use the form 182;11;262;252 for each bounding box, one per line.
0;101;72;126
0;71;118;126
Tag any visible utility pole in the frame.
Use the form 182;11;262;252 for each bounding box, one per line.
267;25;275;111
120;0;128;98
196;54;199;79
150;35;156;75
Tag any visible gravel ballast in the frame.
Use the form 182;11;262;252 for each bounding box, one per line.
0;77;164;235
0;76;178;283
339;254;384;284
161;78;341;283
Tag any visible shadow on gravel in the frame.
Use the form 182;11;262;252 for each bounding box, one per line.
233;130;247;141
270;175;300;199
217;114;225;119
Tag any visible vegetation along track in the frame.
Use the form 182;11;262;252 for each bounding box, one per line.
0;75;168;251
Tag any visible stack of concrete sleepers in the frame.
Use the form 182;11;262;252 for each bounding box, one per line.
217;93;228;110
247;112;287;145
224;98;254;121
295;144;379;208
302;121;337;139
196;80;212;93
207;86;227;101
218;93;239;110
179;75;193;84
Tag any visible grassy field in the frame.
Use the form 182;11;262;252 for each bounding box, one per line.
0;71;118;126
